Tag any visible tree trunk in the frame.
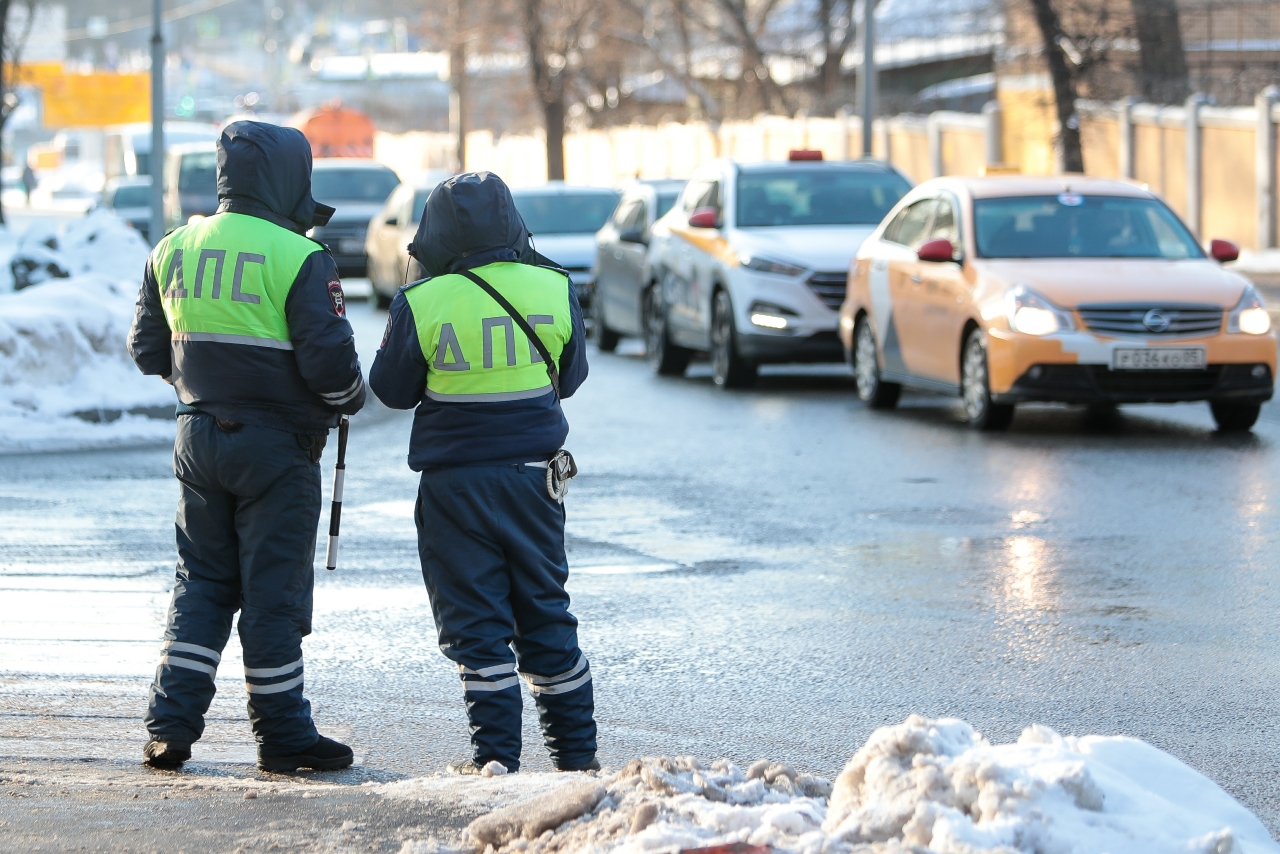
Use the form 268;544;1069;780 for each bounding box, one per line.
522;0;567;182
817;0;838;99
1026;0;1084;173
1128;0;1189;104
543;98;566;180
449;40;467;172
820;44;842;99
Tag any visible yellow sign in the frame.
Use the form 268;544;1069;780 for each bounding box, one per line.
16;63;150;128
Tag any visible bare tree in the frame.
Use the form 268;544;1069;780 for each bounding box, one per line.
0;0;36;225
611;0;724;123
1026;0;1085;172
816;0;854;103
523;0;599;180
711;0;792;114
1128;0;1189;104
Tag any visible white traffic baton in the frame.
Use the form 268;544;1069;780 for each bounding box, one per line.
324;416;349;571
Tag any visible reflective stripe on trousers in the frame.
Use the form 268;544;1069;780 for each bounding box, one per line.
521;656;592;695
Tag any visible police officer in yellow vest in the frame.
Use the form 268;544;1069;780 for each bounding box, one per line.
369;172;596;774
128;122;366;772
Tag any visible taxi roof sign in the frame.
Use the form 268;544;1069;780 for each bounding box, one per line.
788;149;823;161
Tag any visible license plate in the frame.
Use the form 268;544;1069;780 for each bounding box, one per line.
1112;347;1205;370
338;239;364;254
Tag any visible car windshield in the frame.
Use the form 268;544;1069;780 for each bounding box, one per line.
178;152;217;193
513;191;621;234
656;192;679;219
111;185;150;208
974;195;1205;259
312;168;400;204
736;169;911;227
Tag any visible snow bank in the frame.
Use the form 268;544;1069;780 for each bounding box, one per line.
384;716;1279;854
0;210;175;453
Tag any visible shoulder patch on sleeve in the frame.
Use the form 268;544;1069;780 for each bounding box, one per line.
380;312;393;349
327;280;346;316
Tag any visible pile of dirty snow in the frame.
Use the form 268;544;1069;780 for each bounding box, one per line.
385;715;1279;854
0;210;175;452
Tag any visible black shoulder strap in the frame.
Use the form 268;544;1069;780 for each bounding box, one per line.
458;268;561;399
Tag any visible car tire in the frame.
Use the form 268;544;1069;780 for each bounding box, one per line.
1209;401;1261;432
961;329;1014;431
710;290;757;389
590;287;621;352
643;280;691;376
852;315;900;409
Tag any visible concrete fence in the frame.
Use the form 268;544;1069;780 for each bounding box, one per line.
374;86;1280;251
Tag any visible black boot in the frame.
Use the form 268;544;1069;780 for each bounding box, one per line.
555;757;600;772
258;735;353;773
143;739;192;770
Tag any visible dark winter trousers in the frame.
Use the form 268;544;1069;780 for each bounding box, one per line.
415;462;597;772
144;413;322;755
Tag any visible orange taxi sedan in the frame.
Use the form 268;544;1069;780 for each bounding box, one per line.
838;176;1276;431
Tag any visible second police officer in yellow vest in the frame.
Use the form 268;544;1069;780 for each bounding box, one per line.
370;172;597;774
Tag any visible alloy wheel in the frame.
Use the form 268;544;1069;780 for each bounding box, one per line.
854;320;879;400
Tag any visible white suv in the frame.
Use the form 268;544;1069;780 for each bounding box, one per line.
644;154;911;386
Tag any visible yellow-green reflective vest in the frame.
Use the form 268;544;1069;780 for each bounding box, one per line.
403;261;572;403
151;212;323;350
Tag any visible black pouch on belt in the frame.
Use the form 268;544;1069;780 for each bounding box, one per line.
297;433;327;464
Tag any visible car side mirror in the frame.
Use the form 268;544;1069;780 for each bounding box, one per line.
917;237;957;263
618;227;648;245
688;207;719;229
1209;238;1239;263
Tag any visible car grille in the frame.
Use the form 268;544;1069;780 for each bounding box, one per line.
1076;304;1223;337
1088;365;1223;394
807;272;848;311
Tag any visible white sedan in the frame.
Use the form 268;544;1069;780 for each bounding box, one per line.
644;153;911;386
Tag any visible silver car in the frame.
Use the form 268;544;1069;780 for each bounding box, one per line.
592;179;685;351
101;176;152;236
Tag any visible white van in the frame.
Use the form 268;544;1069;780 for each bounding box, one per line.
104;122;219;182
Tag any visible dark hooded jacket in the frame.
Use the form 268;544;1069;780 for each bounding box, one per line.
369;172;587;470
128;121;366;435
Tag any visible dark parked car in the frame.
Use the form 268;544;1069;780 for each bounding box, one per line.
590;179;685;350
509;184;621;311
307;159;402;278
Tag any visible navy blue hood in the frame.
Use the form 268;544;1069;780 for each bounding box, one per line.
215;121;333;234
409;171;549;277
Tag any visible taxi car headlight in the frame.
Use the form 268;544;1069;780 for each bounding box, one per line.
1006;286;1074;336
1227;285;1271;335
740;255;808;277
749;301;797;330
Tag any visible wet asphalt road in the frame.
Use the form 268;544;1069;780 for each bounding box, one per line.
4;299;1280;840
